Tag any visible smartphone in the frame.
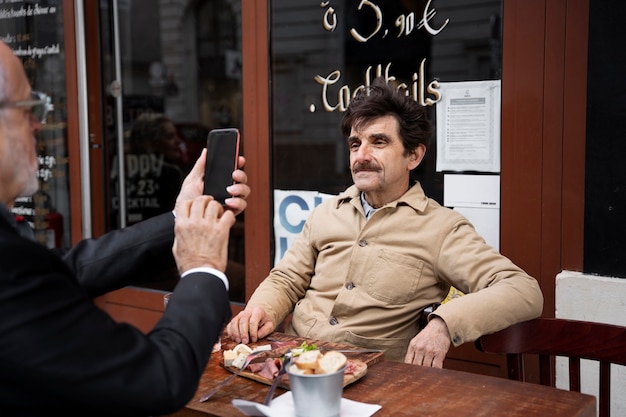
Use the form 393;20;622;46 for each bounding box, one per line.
203;128;240;205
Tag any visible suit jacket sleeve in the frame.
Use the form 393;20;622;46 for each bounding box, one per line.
61;212;177;297
0;214;231;416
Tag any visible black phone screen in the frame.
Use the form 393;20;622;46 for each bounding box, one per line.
203;128;240;204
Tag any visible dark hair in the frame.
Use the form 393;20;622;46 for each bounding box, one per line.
341;77;432;154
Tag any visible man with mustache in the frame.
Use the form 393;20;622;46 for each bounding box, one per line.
228;77;543;367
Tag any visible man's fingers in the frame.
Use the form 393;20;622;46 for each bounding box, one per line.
246;309;264;343
422;352;435;367
228;316;245;343
248;319;260;343
226;317;241;342
191;148;207;175
432;354;445;369
238;317;251;344
218;209;236;227
176;199;192;218
237;155;246;170
411;351;425;366
237;308;271;344
184;196;212;218
257;321;272;339
404;346;415;364
231;310;252;344
226;308;272;345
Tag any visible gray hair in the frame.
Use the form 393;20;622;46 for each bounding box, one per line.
0;64;8;104
0;61;8;124
0;43;16;113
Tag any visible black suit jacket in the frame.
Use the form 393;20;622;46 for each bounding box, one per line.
0;204;231;416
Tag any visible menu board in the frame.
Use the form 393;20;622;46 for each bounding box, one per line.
0;0;71;249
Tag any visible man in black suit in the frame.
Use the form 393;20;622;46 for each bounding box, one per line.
0;40;250;416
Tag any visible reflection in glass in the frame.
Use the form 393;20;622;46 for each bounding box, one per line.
0;2;72;250
100;0;245;301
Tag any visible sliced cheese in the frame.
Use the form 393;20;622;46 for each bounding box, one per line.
233;343;253;356
251;344;272;353
231;352;249;369
223;349;238;367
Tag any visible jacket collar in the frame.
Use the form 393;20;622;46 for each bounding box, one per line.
0;202;20;233
0;202;37;241
336;181;430;213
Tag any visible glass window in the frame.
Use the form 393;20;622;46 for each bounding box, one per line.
0;2;71;250
98;0;245;300
270;0;502;263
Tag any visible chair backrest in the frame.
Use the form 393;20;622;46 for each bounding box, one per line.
475;317;626;417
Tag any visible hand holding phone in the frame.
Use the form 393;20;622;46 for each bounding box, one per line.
203;128;240;205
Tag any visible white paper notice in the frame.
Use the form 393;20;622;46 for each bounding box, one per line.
443;174;500;250
443;174;500;209
436;80;501;172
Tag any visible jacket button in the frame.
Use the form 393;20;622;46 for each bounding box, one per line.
329;317;338;325
358;239;368;247
345;282;355;290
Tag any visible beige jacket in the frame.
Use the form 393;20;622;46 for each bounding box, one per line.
248;183;543;361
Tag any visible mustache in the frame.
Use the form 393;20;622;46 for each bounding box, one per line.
352;162;380;173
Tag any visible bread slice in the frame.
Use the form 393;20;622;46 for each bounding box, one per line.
318;351;347;374
294;350;322;371
288;363;314;375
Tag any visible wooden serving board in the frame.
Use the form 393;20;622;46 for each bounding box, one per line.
218;332;384;390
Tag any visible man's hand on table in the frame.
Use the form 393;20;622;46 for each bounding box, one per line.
227;306;276;344
404;316;451;368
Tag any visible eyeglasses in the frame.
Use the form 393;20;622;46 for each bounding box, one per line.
0;91;53;124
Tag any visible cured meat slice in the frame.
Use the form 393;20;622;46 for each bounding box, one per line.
247;362;265;373
269;340;299;351
257;358;281;380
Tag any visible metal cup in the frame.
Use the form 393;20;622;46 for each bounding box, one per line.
287;366;345;417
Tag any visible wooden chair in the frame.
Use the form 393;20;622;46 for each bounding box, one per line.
475;317;626;417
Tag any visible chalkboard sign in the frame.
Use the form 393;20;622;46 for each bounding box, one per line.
0;0;71;249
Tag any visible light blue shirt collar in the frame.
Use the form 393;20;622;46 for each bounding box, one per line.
360;192;378;219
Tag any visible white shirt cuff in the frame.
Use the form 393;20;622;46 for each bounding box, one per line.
181;267;229;291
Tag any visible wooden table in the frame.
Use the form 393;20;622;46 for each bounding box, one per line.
166;334;596;417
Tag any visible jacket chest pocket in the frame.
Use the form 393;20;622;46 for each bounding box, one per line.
364;250;423;304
